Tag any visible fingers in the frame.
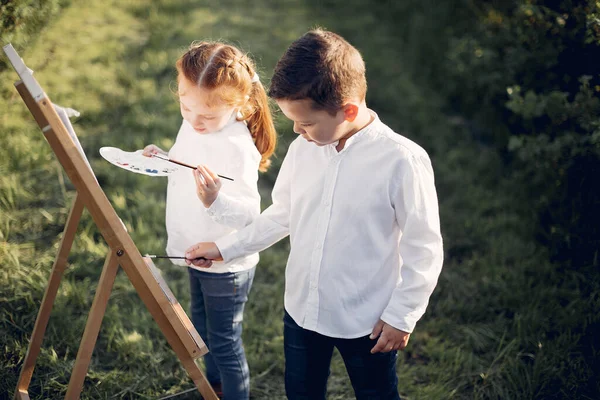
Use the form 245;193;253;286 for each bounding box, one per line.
183;255;212;268
194;166;222;207
399;335;410;350
369;320;386;353
369;321;410;353
185;242;223;263
370;319;385;340
190;258;213;268
193;169;204;192
142;144;160;157
200;165;216;188
183;248;212;267
370;336;403;354
204;165;220;181
196;165;220;189
185;244;203;261
370;335;389;354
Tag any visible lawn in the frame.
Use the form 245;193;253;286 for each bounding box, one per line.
1;0;597;399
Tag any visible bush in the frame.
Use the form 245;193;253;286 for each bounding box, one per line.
507;75;600;267
0;0;70;70
370;0;600;268
440;1;600;268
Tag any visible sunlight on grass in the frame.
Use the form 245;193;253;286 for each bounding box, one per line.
2;0;596;399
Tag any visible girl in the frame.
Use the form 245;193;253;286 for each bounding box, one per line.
143;41;276;400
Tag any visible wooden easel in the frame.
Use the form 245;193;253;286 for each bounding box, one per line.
3;44;218;400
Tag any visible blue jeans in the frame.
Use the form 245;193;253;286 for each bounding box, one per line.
283;311;401;400
188;267;256;400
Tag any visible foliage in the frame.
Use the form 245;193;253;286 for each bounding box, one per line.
444;0;600;270
1;0;599;399
0;0;71;70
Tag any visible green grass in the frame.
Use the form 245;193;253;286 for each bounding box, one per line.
1;0;598;399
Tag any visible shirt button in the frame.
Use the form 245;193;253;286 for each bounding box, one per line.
316;244;322;249
324;200;330;206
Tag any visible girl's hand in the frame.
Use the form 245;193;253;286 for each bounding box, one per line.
142;144;167;157
194;165;222;208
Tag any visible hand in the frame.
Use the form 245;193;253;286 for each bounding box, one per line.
369;320;410;353
142;144;167;157
185;242;223;268
194;165;222;208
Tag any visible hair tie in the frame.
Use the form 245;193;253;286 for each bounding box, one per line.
251;72;260;83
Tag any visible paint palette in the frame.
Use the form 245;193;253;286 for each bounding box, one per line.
99;147;181;177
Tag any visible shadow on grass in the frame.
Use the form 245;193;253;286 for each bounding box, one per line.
2;0;598;399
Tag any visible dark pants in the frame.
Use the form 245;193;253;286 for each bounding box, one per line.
283;310;401;400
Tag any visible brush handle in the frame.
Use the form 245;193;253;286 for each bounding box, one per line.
152;154;234;181
146;255;208;261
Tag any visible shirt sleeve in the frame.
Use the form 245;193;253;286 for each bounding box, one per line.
215;141;295;262
204;139;261;230
381;153;444;333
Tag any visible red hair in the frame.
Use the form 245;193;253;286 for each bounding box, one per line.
176;41;277;172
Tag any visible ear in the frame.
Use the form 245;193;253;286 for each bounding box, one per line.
342;103;359;122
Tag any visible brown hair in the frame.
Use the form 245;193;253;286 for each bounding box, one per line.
176;41;277;172
268;29;367;114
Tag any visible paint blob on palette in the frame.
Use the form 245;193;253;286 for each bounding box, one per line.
99;147;181;177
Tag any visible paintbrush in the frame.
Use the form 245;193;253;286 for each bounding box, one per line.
145;254;208;262
151;153;234;181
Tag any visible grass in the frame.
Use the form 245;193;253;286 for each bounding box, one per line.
1;0;598;399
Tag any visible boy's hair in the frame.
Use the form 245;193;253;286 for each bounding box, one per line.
268;29;367;114
177;41;276;172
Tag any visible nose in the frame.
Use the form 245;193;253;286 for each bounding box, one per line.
190;114;204;128
292;122;305;135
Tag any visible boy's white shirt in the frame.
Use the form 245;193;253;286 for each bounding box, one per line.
216;111;444;337
166;116;261;273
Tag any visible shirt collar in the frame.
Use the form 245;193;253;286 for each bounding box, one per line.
328;109;381;153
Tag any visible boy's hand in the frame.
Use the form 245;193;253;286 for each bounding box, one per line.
194;165;222;208
142;144;167;157
185;242;223;268
369;320;410;353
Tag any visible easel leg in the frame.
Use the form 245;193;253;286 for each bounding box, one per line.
65;251;120;399
14;194;84;400
120;261;218;399
157;322;218;400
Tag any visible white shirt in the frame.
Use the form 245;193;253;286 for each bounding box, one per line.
216;111;443;337
166;117;261;273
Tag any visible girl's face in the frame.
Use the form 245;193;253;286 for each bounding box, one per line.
178;77;236;134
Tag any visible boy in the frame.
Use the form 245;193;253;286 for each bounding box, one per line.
186;29;443;399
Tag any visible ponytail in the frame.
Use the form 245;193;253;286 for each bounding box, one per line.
242;80;277;172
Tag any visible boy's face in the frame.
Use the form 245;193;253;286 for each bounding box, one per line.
276;99;348;146
178;77;236;134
